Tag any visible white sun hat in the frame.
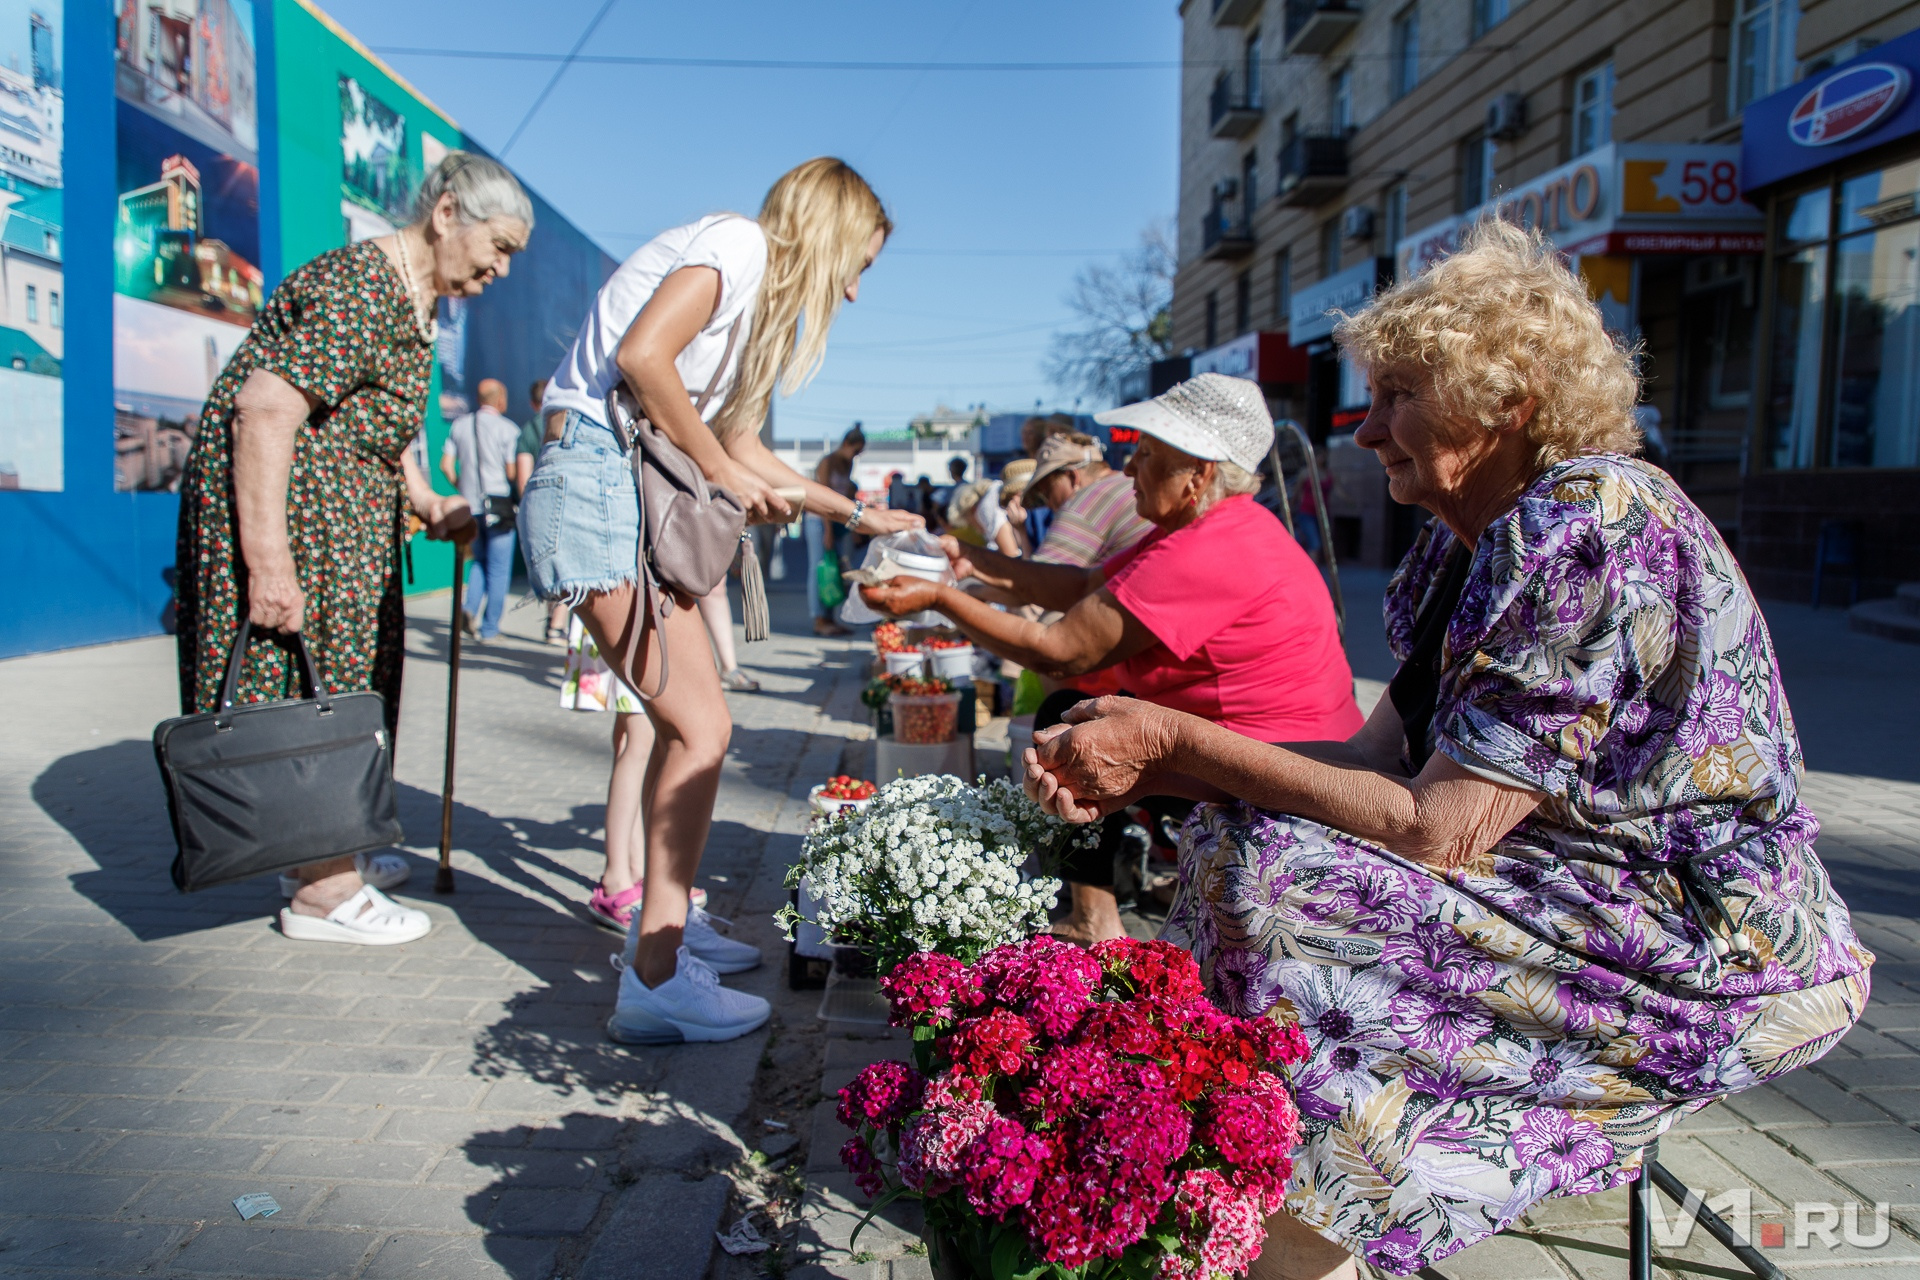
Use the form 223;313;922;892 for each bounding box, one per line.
1093;372;1274;474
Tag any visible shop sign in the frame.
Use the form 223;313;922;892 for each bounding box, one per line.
1790;64;1910;146
1189;331;1311;384
1743;27;1920;193
1289;258;1392;343
1396;143;1760;278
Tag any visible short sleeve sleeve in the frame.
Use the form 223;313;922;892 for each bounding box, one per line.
676;217;769;315
252;258;380;410
1432;471;1675;798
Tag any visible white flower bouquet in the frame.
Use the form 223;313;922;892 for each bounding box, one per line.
778;774;1083;971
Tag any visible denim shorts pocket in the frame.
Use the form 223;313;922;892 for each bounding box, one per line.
517;469;569;597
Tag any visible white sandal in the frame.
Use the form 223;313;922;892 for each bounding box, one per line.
278;851;412;899
279;885;431;946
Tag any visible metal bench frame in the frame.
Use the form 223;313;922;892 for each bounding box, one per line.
1629;1141;1785;1280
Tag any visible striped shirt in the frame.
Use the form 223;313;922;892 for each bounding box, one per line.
1032;470;1153;569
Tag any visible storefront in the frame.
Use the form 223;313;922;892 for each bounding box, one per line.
1739;29;1920;601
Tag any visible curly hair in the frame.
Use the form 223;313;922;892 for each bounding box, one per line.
1333;219;1641;470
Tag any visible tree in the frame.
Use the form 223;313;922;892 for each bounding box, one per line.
1043;220;1175;406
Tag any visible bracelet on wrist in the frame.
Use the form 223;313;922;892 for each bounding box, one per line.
846;499;866;531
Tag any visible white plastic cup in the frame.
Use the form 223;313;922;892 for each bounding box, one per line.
923;645;974;681
883;650;926;677
887;550;951;582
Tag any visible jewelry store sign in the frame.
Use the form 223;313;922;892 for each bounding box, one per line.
1395;143;1763;278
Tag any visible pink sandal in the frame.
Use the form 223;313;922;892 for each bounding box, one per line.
586;882;707;931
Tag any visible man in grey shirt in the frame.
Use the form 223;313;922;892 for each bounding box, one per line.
441;379;522;641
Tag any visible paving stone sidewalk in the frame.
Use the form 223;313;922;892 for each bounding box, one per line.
0;585;865;1279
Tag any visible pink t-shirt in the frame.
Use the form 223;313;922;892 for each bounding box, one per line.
1102;495;1363;743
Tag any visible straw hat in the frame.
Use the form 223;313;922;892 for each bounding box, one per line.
998;458;1036;497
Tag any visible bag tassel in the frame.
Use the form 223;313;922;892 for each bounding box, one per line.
739;534;770;643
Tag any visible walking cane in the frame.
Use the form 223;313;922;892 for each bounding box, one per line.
436;540;466;894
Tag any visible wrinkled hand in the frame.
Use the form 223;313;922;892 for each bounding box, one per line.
714;459;794;524
421;495;476;546
937;534;978;582
1023;697;1178;823
247;559;306;633
857;505;924;535
859;579;941;618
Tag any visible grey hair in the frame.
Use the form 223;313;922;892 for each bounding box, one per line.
1202;459;1262;508
414;152;534;232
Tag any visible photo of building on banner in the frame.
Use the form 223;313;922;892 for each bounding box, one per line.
111;0;259;494
0;0;64;493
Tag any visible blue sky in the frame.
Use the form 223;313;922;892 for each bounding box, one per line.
316;0;1180;440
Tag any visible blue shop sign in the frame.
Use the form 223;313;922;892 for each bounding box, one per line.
1743;26;1920;194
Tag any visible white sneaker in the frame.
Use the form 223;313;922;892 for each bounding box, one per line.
279;851;412;899
607;946;771;1045
618;905;761;975
278;885;431;946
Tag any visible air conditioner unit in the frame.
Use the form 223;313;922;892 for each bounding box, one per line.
1486;92;1528;141
1341;204;1374;241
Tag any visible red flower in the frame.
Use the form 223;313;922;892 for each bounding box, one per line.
947;1008;1036;1078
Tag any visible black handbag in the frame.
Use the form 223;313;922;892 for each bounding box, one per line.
153;621;403;893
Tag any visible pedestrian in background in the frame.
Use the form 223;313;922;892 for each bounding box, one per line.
443;378;521;642
174;151;529;945
525;157;921;1045
1018;412;1075;546
516;377;569;644
805;424;864;637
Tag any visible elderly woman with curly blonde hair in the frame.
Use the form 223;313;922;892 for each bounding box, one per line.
1021;221;1872;1279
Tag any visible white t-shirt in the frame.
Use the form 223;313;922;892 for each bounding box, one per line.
543;214;768;432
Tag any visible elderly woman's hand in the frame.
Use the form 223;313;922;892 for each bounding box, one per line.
937;534;979;582
422;495;476;546
1024;696;1181;823
859;579;941;618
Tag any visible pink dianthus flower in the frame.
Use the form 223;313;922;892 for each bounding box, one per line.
880;951;983;1025
840;1134;886;1199
1159;1168;1267;1278
836;1059;925;1135
961;1116;1051;1217
898;1094;995;1194
947;1008;1036;1079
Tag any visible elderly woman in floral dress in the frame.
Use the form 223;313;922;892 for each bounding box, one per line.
1020;221;1872;1280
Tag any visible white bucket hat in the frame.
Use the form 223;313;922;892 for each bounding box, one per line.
1093;373;1274;474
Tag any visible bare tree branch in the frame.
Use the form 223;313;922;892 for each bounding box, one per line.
1043;220;1175;406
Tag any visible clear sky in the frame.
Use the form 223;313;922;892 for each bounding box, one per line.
313;0;1180;440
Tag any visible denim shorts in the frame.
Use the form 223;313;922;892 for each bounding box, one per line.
517;410;640;602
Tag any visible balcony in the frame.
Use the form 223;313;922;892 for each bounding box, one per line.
1277;130;1350;206
1283;0;1363;55
1211;0;1264;27
1201;203;1255;260
1209;76;1265;139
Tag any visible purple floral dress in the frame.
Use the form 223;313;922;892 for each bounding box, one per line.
1162;455;1872;1274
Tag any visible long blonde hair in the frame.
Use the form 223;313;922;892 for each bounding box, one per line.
711;158;893;440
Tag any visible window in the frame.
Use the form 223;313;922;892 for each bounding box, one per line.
1383;183;1408;255
1390;7;1421;100
1244;28;1262;107
1274;249;1292;326
1731;0;1799;112
48;290;59;329
1473;0;1511;38
1331;66;1353;133
1205;291;1219;349
1235;272;1252;336
1242;151;1259;221
24;284;35;324
1458;129;1494;212
1320;219;1341;277
1763;159;1920;470
1573;61;1615;157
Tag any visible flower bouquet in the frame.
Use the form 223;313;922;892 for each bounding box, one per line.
838;936;1309;1279
776;774;1079;973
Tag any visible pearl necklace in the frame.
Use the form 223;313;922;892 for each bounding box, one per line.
391;231;438;343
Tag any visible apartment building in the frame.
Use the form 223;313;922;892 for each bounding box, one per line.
1169;0;1920;595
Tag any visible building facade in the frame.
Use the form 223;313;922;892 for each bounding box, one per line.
1171;0;1920;593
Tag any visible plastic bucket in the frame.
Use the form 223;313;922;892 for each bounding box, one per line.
922;645;974;681
808;784;873;819
889;691;961;745
883;650;926;677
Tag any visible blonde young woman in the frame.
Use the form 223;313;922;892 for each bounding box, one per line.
522;158;920;1044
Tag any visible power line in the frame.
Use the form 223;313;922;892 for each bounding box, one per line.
373;46;1515;71
498;0;621;157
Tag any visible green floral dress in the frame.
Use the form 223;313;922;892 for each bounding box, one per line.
175;242;432;736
